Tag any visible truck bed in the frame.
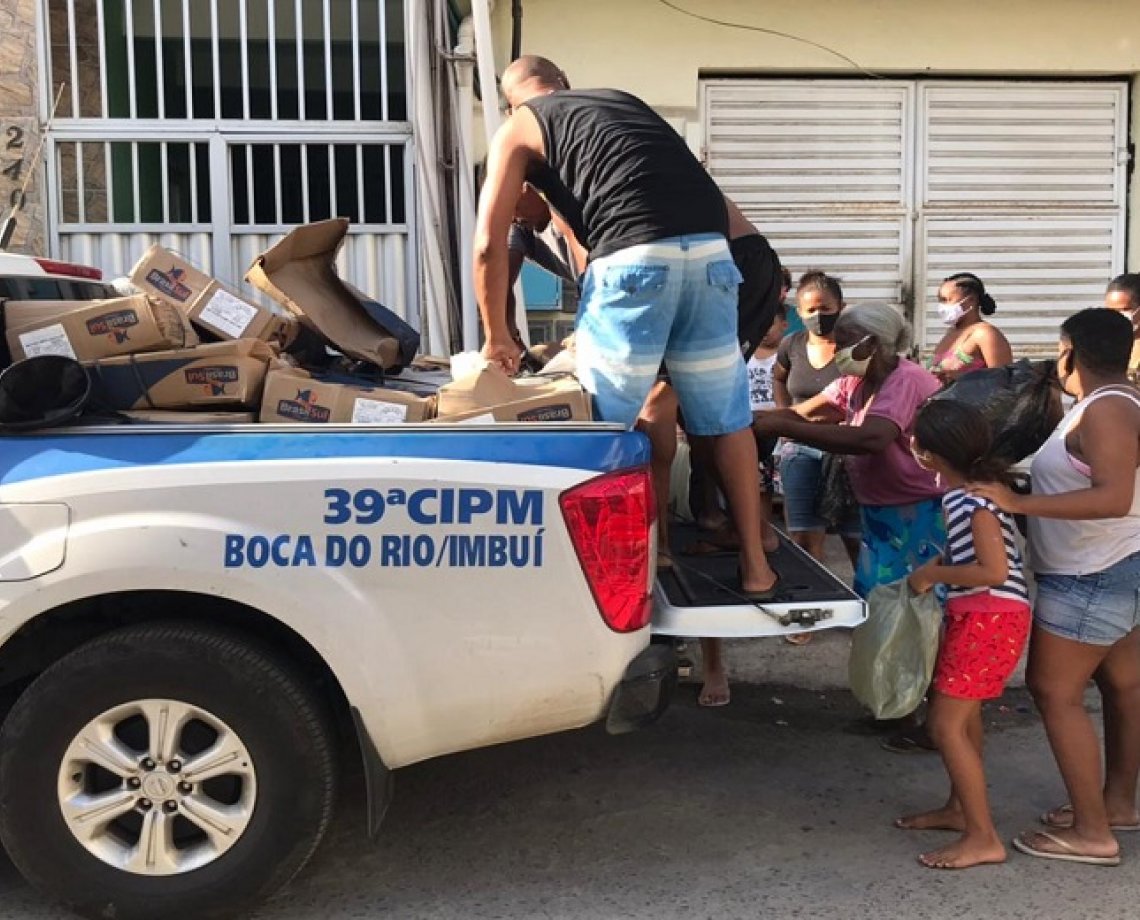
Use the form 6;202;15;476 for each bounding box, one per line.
653;524;865;639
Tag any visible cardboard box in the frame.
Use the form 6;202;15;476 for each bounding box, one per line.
259;367;434;423
123;410;257;424
191;281;297;347
245;219;420;371
436;362;521;416
491;379;593;422
86;340;273;410
434;375;592;423
128;244;215;312
5;294;196;362
130;244;296;346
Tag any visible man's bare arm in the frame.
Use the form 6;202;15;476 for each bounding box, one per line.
474;108;544;371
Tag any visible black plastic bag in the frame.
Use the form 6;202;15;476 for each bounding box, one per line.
816;452;859;528
0;355;128;432
931;358;1063;464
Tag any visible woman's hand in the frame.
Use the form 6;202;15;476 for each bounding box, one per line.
907;556;941;594
967;481;1023;514
751;409;798;437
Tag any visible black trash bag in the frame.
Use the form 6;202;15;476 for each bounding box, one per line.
0;355;92;431
816;452;859;529
0;355;130;432
931;359;1063;465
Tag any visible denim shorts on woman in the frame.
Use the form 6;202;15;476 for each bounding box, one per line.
779;442;861;537
575;234;752;436
1034;551;1140;646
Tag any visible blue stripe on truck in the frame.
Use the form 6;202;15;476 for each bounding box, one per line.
0;428;651;487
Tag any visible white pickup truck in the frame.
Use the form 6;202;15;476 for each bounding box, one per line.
0;257;864;920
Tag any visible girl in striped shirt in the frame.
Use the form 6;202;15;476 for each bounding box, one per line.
895;400;1031;870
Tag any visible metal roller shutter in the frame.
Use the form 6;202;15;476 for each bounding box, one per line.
701;78;1128;354
917;82;1128;352
701;79;914;305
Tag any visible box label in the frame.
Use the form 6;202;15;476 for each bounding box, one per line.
145;266;195;303
197;288;259;339
275;389;332;422
85;309;140;343
19;323;77;360
515;403;574;422
351;397;408;424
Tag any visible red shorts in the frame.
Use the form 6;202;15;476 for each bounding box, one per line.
932;593;1031;700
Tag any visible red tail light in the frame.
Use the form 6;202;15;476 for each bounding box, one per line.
33;258;103;280
559;467;655;633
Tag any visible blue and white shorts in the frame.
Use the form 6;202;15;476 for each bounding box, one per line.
575;234;752;437
1034;551;1140;646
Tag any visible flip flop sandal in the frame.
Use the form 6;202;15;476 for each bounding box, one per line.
680;538;738;557
1012;830;1121;866
656;551;675;571
698;689;731;708
739;575;784;604
784;632;813;646
880;728;938;754
1041;804;1140;833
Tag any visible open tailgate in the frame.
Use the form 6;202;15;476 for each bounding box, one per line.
652;524;865;639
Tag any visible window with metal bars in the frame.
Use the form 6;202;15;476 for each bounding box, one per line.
47;0;409;229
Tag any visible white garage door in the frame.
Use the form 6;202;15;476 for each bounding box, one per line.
702;79;1129;353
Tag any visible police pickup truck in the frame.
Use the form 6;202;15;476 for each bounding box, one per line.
0;262;863;920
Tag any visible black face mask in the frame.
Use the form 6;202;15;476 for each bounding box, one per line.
804;311;839;337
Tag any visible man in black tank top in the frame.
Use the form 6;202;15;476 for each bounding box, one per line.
474;55;780;616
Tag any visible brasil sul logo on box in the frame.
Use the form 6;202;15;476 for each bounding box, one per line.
275;389;331;422
145;265;194;302
86;309;139;344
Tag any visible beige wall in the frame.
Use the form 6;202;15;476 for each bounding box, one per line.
491;0;1140;270
0;0;44;254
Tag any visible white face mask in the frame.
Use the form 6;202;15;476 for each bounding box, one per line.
834;342;873;377
937;299;968;326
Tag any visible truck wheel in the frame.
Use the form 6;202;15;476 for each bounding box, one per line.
0;622;338;920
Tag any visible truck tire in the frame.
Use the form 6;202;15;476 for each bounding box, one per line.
0;621;338;920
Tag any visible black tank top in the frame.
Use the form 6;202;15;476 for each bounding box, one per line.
522;89;727;261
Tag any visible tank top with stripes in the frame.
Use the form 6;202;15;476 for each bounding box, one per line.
942;487;1029;603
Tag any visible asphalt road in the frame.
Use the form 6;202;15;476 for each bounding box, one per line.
4;661;1138;920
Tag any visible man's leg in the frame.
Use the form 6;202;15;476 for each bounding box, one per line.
636;381;678;560
665;240;776;594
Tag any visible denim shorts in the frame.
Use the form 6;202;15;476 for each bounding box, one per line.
779;441;861;537
1034;551;1140;646
575;234;752;436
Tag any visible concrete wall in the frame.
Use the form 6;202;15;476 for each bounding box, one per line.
491;0;1140;269
0;0;44;254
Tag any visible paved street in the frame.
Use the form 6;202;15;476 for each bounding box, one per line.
3;630;1138;920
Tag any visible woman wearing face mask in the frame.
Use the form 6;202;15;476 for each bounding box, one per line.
756;302;945;599
970;308;1140;867
1104;273;1140;384
928;273;1014;384
773;272;863;571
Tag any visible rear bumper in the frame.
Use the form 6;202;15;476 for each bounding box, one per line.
605;641;676;735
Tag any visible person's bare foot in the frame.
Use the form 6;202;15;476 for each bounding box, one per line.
698;670;730;707
918;833;1007;869
697;512;729;532
784;632;813;646
1042;803;1140;831
895;805;966;831
761;521;780;554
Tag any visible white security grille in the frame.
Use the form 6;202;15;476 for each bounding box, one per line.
40;0;415;323
702;78;1129;353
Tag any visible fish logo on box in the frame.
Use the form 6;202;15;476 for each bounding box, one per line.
275;388;331;422
86;309;139;344
185;365;240;396
145;265;194;303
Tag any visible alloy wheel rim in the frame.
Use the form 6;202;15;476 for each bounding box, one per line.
57;698;257;876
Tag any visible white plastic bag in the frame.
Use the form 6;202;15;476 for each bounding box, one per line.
848;578;942;720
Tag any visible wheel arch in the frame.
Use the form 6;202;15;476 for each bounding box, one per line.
0;590;393;831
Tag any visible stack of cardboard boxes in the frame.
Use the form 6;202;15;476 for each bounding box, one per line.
0;219;591;426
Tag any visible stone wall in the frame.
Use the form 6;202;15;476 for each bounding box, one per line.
0;0;43;254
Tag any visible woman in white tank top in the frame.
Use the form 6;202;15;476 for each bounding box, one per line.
971;308;1140;868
